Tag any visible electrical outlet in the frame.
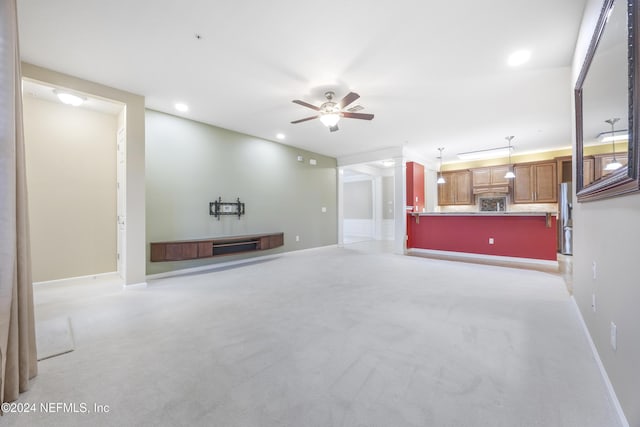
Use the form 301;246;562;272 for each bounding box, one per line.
610;322;617;351
321;207;327;213
592;293;596;312
592;261;597;279
488;238;494;245
295;235;300;242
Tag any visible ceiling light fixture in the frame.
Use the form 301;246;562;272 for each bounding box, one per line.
601;133;629;143
319;91;341;129
175;103;189;112
381;159;395;167
437;148;446;184
604;118;623;171
276;133;285;140
504;136;516;179
53;89;85;106
319;112;340;127
507;50;531;67
457;146;512;160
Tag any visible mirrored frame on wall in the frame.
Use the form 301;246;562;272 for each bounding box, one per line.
575;0;640;201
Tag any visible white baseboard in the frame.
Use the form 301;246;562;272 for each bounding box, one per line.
407;248;558;267
571;296;629;427
123;281;147;289
33;271;121;287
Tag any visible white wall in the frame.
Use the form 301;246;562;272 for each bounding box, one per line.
572;1;640;425
343;179;374;239
23;96;117;282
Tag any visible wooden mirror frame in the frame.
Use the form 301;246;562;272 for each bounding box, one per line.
575;0;640;201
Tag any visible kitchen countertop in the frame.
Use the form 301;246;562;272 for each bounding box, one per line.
410;211;557;217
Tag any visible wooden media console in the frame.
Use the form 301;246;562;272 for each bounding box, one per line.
150;232;284;262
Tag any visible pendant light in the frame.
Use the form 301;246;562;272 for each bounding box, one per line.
504;136;516;179
437;148;446;184
604;118;623;171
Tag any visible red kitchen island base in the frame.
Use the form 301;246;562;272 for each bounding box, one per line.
407;213;557;262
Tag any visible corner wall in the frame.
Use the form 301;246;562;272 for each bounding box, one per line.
571;1;640;425
145;110;337;275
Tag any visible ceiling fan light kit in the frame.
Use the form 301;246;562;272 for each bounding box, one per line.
319;112;340;127
291;91;374;132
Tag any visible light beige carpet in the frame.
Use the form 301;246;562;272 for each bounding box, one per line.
36;316;74;360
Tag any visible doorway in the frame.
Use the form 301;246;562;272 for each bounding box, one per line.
22;78;126;283
340;162;395;245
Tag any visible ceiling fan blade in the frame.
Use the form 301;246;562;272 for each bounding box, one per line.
292;100;321;111
341;112;374;120
291;115;319;124
329;125;339;132
338;92;360;109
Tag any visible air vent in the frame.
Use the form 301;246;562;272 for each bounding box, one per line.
347;105;364;112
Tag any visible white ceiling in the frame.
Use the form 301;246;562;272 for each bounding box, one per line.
17;0;586;163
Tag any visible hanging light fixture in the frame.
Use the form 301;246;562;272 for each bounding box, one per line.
504;136;516;179
604;118;623;171
437;148;446;184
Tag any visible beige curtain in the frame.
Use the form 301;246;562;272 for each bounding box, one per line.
0;0;38;407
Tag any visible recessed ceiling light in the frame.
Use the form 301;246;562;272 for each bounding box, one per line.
53;89;85;106
276;133;285;140
507;50;531;67
175;103;189;112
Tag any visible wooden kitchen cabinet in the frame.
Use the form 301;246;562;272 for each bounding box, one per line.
583;157;595;187
438;170;472;205
513;161;557;203
471;165;511;194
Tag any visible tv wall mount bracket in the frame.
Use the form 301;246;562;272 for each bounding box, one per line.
209;197;245;220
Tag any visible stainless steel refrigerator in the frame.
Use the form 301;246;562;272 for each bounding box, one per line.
558;182;573;255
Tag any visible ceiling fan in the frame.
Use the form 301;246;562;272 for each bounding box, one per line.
291;91;374;132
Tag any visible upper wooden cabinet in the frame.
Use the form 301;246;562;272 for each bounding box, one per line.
438;170;472;205
583;157;595;187
513;161;557;203
471;165;510;194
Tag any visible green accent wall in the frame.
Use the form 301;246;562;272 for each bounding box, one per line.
145;110;337;275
